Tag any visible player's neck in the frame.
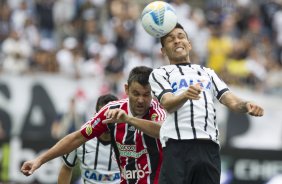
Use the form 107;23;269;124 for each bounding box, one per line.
170;57;191;65
132;112;146;119
131;108;148;119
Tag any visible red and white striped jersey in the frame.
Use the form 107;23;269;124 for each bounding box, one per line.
80;98;166;184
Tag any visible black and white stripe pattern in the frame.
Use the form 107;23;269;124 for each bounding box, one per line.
62;137;120;184
149;64;229;146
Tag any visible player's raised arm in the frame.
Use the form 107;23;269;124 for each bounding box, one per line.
21;130;87;176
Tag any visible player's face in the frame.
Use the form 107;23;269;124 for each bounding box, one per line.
125;82;152;117
161;28;191;64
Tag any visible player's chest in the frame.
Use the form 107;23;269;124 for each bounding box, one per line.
113;123;144;144
168;69;212;93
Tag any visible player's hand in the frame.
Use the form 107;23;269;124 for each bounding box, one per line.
185;83;202;100
103;109;129;124
246;102;264;117
21;158;41;176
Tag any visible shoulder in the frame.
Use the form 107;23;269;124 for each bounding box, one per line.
193;64;215;75
88;100;128;122
150;99;160;107
192;64;207;70
103;99;128;110
151;66;177;80
150;100;166;116
149;111;166;121
152;65;174;73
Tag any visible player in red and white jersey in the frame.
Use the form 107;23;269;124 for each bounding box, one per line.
21;66;166;184
81;98;165;184
80;66;166;184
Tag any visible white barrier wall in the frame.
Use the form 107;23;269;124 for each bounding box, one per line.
0;74;103;183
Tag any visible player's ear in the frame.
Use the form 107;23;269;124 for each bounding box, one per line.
161;47;167;57
124;84;129;95
188;40;192;50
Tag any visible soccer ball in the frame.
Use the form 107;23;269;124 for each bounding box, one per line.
141;1;177;38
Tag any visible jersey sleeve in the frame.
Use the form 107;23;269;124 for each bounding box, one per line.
206;68;229;100
80;105;109;140
150;100;167;123
149;68;173;102
62;149;77;168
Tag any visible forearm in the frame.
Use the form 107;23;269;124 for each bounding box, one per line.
58;164;73;184
220;92;249;113
230;101;249;113
37;131;86;165
220;91;264;116
126;116;161;138
161;93;188;113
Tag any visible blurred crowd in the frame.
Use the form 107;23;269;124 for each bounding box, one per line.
0;0;282;96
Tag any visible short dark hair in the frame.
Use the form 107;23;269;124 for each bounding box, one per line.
160;23;186;47
96;94;118;112
127;66;153;87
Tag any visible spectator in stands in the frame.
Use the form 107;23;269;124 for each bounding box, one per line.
207;25;233;74
272;7;282;65
35;0;55;39
10;1;30;32
1;30;32;75
56;37;84;78
0;1;11;46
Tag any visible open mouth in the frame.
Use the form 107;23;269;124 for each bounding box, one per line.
175;47;184;52
136;104;145;111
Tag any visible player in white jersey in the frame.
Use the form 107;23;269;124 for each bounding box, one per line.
149;23;264;184
58;94;120;184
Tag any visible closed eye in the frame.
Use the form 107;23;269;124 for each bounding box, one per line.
178;33;186;39
166;36;173;42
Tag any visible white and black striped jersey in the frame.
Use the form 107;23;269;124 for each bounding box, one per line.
149;63;229;146
62;137;120;184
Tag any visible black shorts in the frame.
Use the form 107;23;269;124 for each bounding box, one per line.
159;139;221;184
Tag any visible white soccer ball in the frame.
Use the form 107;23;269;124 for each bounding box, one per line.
141;1;178;38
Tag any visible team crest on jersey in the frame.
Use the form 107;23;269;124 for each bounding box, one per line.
86;124;92;136
151;113;158;121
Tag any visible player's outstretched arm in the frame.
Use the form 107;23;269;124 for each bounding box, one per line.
103;109;162;138
58;164;73;184
220;91;264;116
21;130;87;176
